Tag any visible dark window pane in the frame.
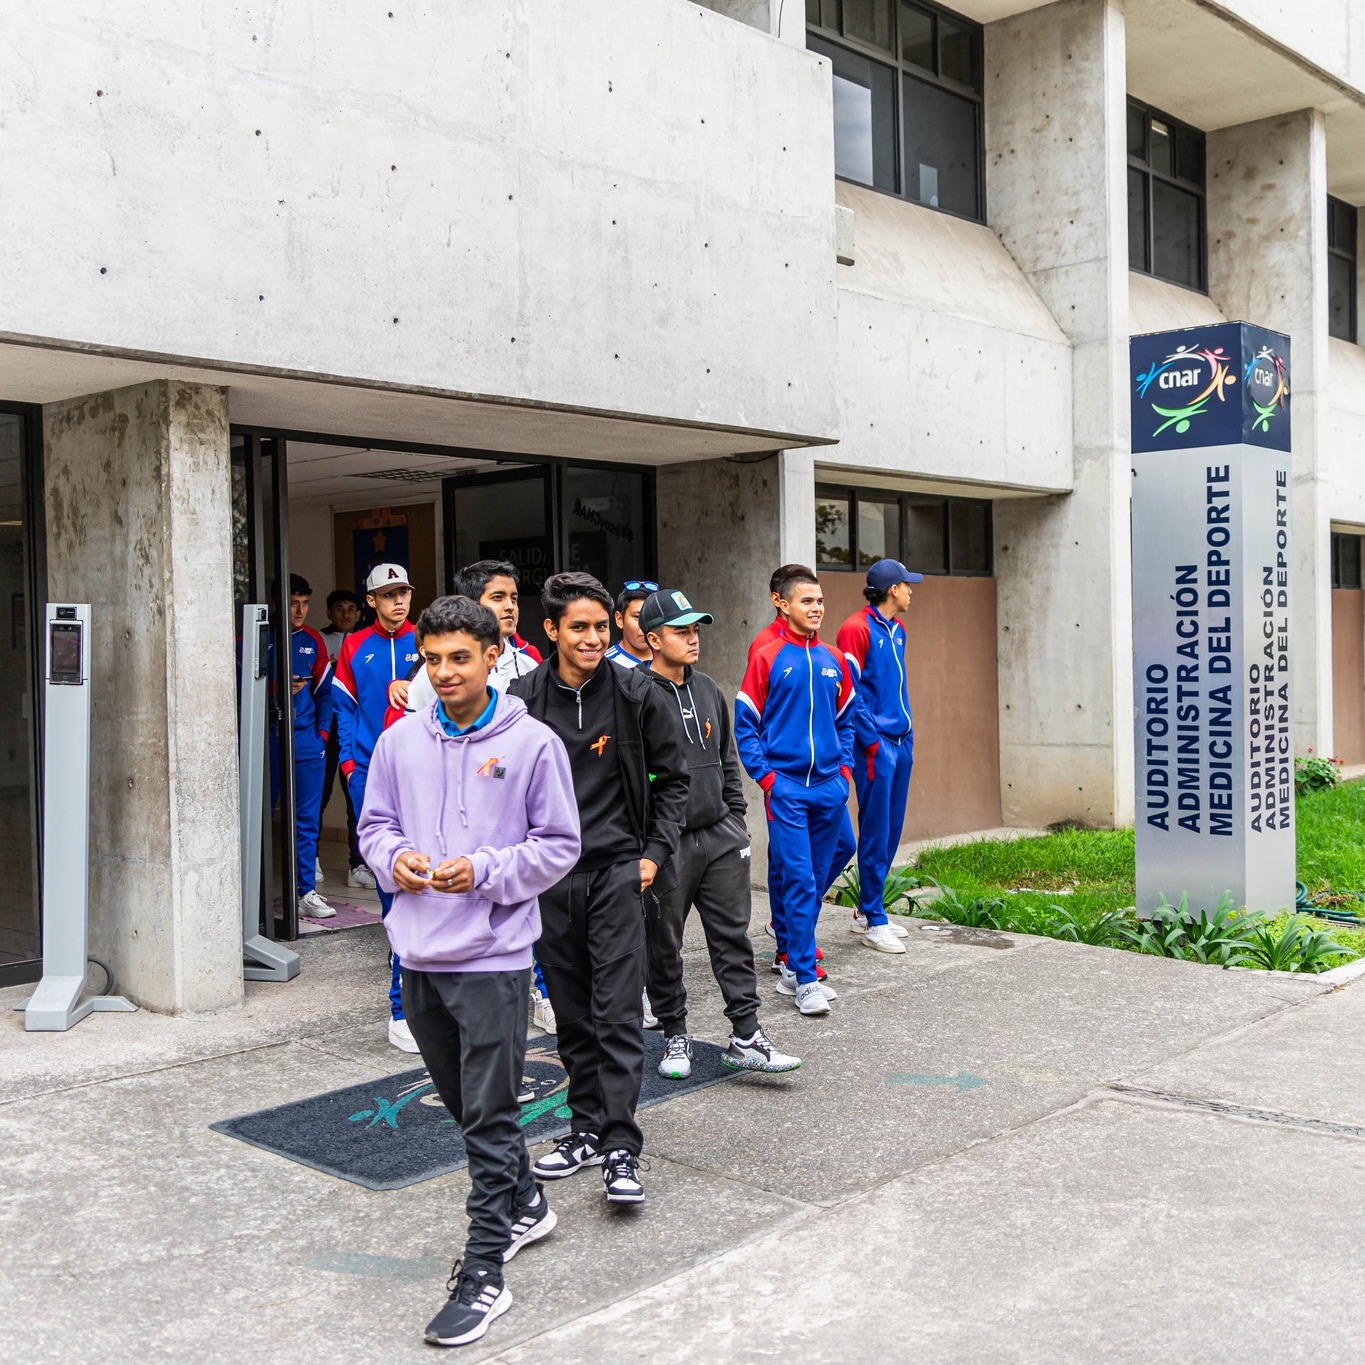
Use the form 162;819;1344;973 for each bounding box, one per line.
904;497;946;574
811;36;898;191
1330;199;1356;253
1128;167;1148;271
807;0;821;24
821;0;843;29
857;497;899;567
1127;102;1146;158
1329;253;1355;342
1175;132;1202;185
949;502;990;575
1149;119;1173;177
938;17;978;90
902;73;979;219
1152;179;1201;288
1338;534;1362;590
900;2;934;70
816;493;852;569
561;466;647;595
843;0;892;50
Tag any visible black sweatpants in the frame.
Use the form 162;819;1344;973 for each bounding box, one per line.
322;728;362;869
646;814;762;1041
537;859;646;1156
402;967;536;1267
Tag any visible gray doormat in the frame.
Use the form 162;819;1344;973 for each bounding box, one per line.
211;1032;738;1189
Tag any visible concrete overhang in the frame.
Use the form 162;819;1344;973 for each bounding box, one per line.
1126;0;1365;202
0;337;835;465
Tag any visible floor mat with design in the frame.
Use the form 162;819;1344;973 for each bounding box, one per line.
211;1031;740;1189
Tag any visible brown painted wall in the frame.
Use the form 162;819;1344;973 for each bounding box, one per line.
821;573;1002;841
1331;589;1365;764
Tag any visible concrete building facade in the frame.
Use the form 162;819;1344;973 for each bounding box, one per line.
4;0;1365;1011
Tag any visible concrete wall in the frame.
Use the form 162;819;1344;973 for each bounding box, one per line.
44;381;242;1014
831;184;1072;494
986;0;1135;828
4;0;837;442
1206;110;1331;757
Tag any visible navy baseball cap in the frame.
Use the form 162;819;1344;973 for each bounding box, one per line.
638;588;714;634
866;558;923;591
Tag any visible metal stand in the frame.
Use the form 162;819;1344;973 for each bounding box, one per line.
240;604;300;981
22;604;137;1031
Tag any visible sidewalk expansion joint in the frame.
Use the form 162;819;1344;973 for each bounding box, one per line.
1105;1083;1365;1142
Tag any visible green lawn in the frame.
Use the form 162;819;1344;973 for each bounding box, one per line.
905;779;1365;969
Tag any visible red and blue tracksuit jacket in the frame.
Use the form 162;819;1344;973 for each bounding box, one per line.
291;625;333;741
745;613;785;664
332;622;421;777
734;626;856;792
836;605;912;751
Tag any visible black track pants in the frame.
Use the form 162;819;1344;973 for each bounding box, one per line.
646;814;761;1040
537;859;646;1156
402;967;536;1267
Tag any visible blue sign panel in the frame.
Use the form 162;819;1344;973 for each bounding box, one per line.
1130;321;1291;455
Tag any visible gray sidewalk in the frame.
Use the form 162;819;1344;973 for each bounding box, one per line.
3;898;1361;1363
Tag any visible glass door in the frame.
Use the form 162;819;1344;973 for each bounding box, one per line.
232;432;299;943
0;406;44;987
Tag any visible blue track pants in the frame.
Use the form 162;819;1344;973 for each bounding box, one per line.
765;773;851;985
767;806;854;961
348;764;402;1020
853;733;914;926
293;731;325;898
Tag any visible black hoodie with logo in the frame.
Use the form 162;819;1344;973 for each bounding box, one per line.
646;664;747;844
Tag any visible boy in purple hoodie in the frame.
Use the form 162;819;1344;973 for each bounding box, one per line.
359;595;581;1349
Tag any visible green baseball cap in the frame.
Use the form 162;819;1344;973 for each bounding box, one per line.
638;588;714;634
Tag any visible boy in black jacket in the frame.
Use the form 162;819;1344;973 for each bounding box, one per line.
639;589;801;1080
508;571;690;1205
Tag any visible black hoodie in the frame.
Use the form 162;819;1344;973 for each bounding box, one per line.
645;664;746;840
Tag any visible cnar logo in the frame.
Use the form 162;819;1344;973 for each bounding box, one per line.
1134;342;1237;437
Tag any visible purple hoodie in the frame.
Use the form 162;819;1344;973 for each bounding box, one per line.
357;692;581;973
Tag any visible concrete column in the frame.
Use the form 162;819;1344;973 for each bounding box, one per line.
656;452;784;884
778;448;817;571
44;381;243;1015
1206;110;1331;757
984;0;1135;827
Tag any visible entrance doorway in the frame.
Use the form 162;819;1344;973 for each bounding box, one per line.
234;430;656;946
0;405;43;986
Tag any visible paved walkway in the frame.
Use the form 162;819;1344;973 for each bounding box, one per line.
4;895;1362;1362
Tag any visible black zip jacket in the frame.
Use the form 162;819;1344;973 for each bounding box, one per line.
509;656;690;883
645;665;746;834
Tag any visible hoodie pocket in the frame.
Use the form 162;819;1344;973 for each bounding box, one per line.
390;891;500;965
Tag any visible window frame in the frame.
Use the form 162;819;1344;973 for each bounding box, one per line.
1127;97;1207;293
808;0;986;225
1331;532;1362;590
814;482;993;577
1327;195;1358;345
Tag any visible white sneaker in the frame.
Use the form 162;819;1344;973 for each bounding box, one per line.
388;1018;420;1053
862;923;907;954
722;1028;802;1073
658;1034;692;1079
315;858;325;884
795;982;831;1016
532;990;557;1034
347;864;377;890
775;964;837;1000
298;890;336;919
852;910;909;937
642;990;659;1030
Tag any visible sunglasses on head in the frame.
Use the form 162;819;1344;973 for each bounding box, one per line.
624;580;659;592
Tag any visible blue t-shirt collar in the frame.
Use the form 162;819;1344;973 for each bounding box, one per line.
437;688;497;737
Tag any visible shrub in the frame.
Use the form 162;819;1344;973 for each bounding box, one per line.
1295;751;1344;796
1243;917;1358;973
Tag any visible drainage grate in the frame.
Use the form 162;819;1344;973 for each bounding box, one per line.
353;467;441;483
1106;1083;1365;1141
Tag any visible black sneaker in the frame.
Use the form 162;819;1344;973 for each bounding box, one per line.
517;1076;534;1105
424;1260;511;1347
601;1148;645;1204
503;1184;557;1262
722;1027;802;1074
532;1131;603;1180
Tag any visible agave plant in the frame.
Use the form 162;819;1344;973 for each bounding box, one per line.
929;886;1007;930
1244;918;1359;973
1045;903;1134;948
1116;893;1256;967
830;863;928;915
